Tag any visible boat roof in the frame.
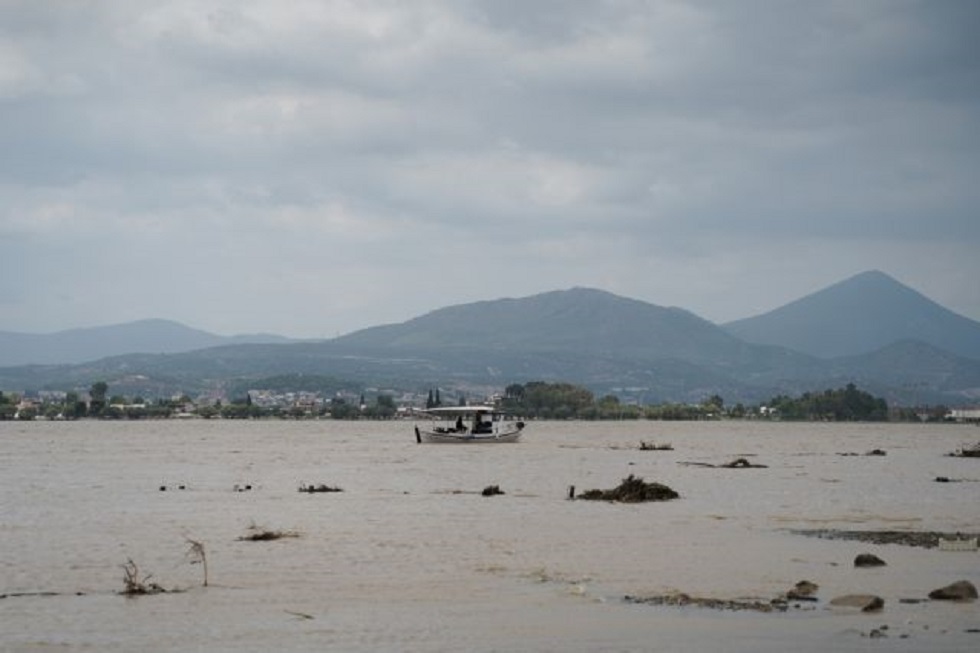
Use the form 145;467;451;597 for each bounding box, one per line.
423;405;497;414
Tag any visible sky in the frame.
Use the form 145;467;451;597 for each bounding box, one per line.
2;1;979;338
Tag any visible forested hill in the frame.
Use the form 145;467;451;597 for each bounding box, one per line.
334;287;753;364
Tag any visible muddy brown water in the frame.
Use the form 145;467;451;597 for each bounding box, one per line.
2;419;978;651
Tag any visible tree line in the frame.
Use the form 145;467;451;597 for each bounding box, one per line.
3;380;902;422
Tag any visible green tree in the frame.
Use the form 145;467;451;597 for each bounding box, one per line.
329;397;360;420
89;381;108;417
0;392;18;420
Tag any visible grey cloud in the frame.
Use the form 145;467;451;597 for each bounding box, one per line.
1;1;978;336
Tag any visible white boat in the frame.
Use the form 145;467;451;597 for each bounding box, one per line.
414;405;525;444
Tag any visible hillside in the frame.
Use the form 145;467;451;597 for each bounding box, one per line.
337;287;749;364
723;270;980;360
0;319;296;366
2;276;979;405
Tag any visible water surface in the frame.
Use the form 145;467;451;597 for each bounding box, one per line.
2;420;978;651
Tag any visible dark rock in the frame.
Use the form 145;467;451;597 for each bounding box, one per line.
928;580;978;601
855;553;887;568
786;580;819;600
829;594;885;612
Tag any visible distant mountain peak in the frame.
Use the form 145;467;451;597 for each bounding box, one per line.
724;270;980;360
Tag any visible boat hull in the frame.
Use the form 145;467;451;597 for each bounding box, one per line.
415;426;522;444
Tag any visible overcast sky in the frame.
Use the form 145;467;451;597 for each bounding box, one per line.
2;1;978;338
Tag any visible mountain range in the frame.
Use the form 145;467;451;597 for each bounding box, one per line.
1;271;978;406
0;319;296;367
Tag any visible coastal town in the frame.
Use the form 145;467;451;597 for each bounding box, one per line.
3;382;978;424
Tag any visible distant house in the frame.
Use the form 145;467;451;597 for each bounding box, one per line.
947;408;980;422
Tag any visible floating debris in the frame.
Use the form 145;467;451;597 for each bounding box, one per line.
298;483;343;493
679;457;767;469
120;559;166;596
238;524;299;542
576;474;679;502
639;441;673;451
792;529;980;549
625;591;787;613
949;442;980;458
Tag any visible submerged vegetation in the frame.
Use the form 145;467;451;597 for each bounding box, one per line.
575;475;680;503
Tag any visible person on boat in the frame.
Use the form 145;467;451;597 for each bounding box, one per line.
473;411;492;434
455;415;465;432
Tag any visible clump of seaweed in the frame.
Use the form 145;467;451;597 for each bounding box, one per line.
120;559;166;596
576;474;679;502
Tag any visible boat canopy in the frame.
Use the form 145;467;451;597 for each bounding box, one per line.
423;405;497;414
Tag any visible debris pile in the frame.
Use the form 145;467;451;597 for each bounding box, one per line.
576;474;679;502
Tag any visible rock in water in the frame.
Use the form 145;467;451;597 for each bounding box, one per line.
829;594;885;612
854;553;887;568
928;580;978;601
786;580;819;600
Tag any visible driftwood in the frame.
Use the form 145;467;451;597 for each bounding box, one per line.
238;523;299;541
679;457;768;469
120;559;166;596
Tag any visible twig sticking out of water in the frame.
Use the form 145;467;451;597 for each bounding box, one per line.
185;538;208;587
120;558;165;596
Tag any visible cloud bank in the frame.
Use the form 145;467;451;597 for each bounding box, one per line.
2;1;978;337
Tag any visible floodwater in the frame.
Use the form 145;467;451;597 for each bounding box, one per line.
1;419;978;652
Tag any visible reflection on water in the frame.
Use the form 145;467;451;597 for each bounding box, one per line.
1;420;978;651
